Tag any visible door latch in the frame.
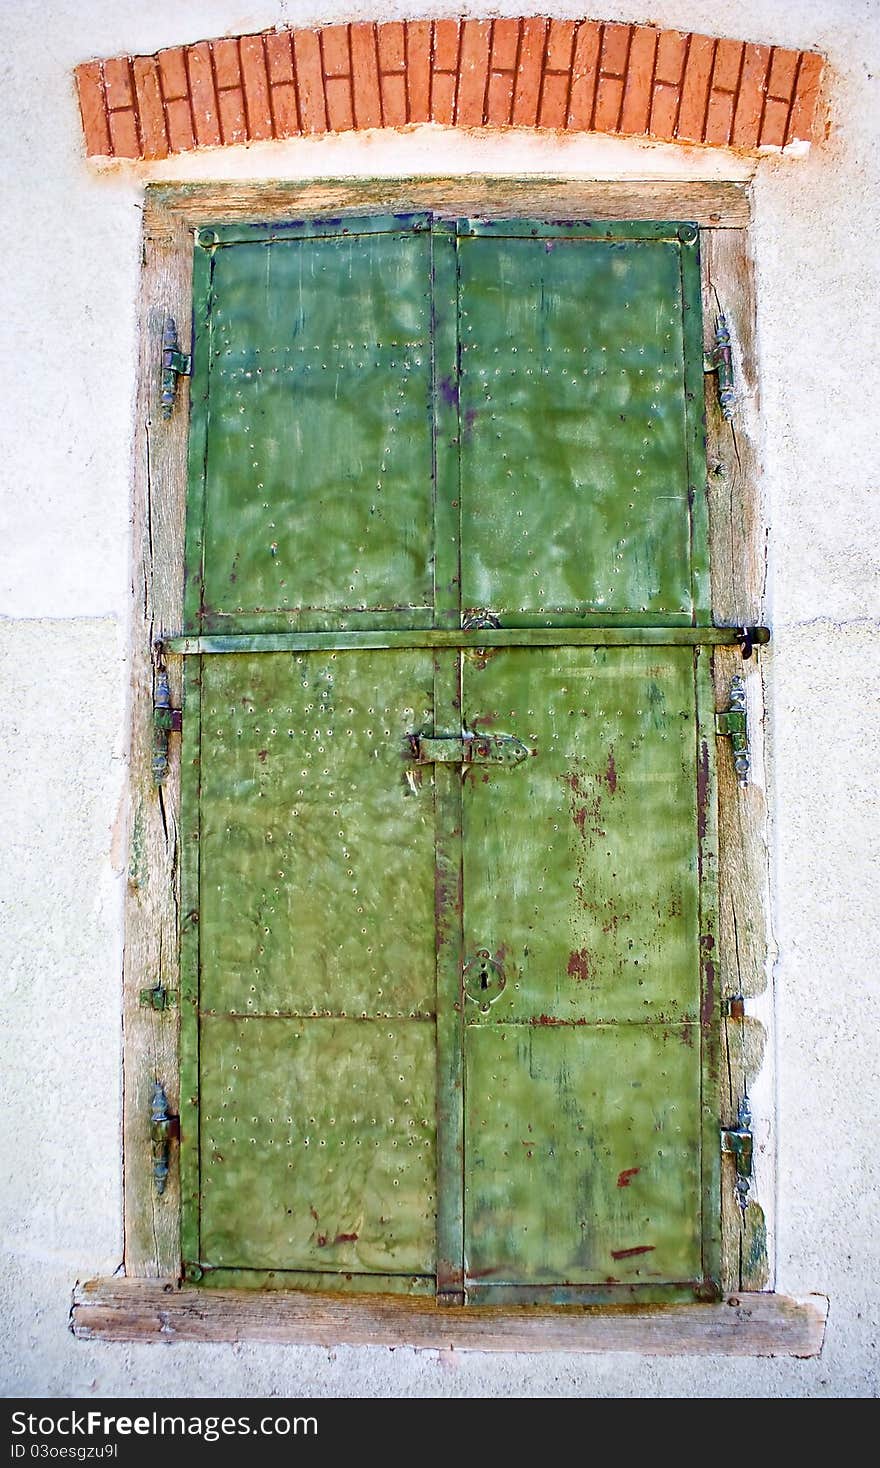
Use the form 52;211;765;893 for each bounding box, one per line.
412;732;530;766
715;675;750;786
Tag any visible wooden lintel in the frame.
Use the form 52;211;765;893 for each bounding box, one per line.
71;1280;827;1357
145;178;750;231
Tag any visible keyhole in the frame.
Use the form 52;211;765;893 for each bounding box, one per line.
480;967;489;991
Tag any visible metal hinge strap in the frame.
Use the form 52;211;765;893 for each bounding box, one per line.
160;317;191;418
152;667;182;786
413;732;530;766
150;1081;179;1196
715;675;750;786
720;1096;753;1213
704;315;735;421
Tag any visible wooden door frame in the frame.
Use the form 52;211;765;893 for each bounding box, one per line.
78;176;815;1352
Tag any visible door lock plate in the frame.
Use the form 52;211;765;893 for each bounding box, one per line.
463;950;507;1010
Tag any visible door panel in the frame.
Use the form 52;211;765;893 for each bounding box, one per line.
461;646;701;1026
460;645;708;1291
464;1022;702;1288
197;220;435;628
458;226;699;623
200;1015;436;1273
198;650;435;1018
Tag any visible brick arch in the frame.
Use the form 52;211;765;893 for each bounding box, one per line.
76;17;825;161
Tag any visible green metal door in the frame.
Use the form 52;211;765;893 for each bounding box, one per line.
176;215;720;1303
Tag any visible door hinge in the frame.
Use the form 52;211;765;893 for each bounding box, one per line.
160;317;192;418
704;315;735;422
715;675;750;786
152;667;182;786
150;1081;179;1196
412;731;530;766
720;1096;753;1212
139;981;177;1011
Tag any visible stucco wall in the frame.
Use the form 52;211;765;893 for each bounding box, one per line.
1;0;877;1398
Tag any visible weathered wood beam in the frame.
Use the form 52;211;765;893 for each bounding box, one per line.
71;1279;826;1356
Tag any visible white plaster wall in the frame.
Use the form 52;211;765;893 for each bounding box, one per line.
0;0;877;1397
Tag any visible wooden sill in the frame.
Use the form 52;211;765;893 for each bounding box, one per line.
71;1280;827;1356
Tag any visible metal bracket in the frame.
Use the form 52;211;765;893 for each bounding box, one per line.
721;1096;753;1212
152;666;182;786
715;675;750;786
150;1081;179;1196
160;317;192;419
462;609;501;631
139;982;177;1011
412;731;530;766
704;315;735;422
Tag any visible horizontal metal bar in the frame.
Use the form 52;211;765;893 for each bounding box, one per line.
161;627;769;655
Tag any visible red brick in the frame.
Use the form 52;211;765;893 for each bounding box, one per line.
491;18;521;72
712;37;744;93
321;24;351;78
75;61;111;156
212;38;241;91
350;23;382;128
511;16;547;126
767;46;799;100
545;20;575;74
217;88;247;146
600;23;631;78
157;47;188;101
293;31;327;133
405;21;432;123
102;56;134;111
377;21;405;73
165;96;195;152
654;29;687;86
132;56;168;159
433;19;460;73
266;32;294;85
538;71;569;130
486;70;515;126
431;70;457;125
759;95;789;147
186;42;221;148
704;88;735;144
567;20;601;129
108;107;140;157
677;34;715;141
325;77;354;132
240;35;273;140
594;75;625;132
271;81;299;137
380;73;407;128
732;44;770;148
786;51;824;143
650;82;680;140
620;25;657;134
456;20;491;126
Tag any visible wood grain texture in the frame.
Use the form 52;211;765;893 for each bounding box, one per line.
123;201;191;1274
146;178;750;227
702;223;772;1293
71;1278;827;1355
